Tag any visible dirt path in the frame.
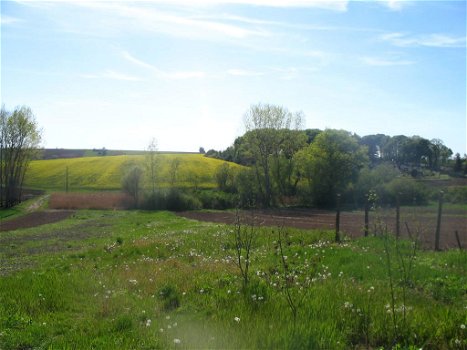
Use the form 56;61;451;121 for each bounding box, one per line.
0;210;75;232
178;208;467;250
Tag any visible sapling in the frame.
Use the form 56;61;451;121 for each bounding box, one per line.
276;226;310;328
232;208;256;289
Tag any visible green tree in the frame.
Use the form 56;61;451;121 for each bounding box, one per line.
360;134;390;165
145;138;158;195
270;129;307;199
215;162;236;192
0;105;42;208
381;135;409;165
243;103;305;206
295;129;368;207
169;158;181;187
122;165;143;207
453;153;462;173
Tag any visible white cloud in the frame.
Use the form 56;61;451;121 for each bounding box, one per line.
67;2;270;39
80;70;143;81
0;15;22;25
379;0;409;11
226;69;265;76
381;32;466;48
361;56;415;66
122;51;206;80
177;0;349;11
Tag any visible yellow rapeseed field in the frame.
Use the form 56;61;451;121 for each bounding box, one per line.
24;154;241;191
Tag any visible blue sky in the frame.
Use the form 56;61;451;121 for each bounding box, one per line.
1;0;466;154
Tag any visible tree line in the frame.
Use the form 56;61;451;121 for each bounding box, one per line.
207;125;454;172
205;103;465;208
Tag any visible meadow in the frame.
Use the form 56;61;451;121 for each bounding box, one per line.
24;154;241;191
0;207;465;349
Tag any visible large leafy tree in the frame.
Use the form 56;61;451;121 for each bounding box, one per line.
295;129;368;207
0;105;42;208
243;103;305;206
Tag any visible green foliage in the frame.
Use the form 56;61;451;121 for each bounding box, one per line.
234;167;261;208
445;186;467;204
159;285;181;311
215;162;237;193
353;163;399;206
122;165;143;207
382;177;429;205
1;105;42;208
243;103;306;206
165;188;202;211
141;188;202;211
295;129;368;207
195;190;238;210
114;315;134;332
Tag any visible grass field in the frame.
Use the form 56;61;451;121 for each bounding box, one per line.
24;154;241;191
0;210;465;349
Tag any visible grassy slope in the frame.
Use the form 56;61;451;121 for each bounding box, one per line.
0;210;465;349
24;154;241;191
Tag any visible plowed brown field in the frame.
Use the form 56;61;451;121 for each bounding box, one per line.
178;207;466;250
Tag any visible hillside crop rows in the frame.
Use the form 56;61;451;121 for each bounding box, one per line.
24;154;242;191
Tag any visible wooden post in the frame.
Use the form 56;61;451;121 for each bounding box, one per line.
364;196;369;237
396;193;400;238
435;191;444;251
335;193;341;243
455;231;462;250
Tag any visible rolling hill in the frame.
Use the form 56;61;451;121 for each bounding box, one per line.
24;153;242;191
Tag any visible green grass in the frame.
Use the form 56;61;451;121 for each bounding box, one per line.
0;195;47;220
24;154;242;191
0;210;465;349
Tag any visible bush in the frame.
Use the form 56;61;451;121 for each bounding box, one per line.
381;177;429;205
215;162;237;193
141;188;202;211
159;284;180;311
195;190;238;210
445;186;467;204
353;163;400;207
166;188;202;211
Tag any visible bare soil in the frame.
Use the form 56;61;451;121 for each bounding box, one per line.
178;207;467;250
0;210;75;232
0;213;112;275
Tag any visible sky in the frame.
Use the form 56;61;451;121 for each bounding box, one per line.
1;0;466;154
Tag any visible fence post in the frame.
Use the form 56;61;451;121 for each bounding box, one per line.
396;193;401;238
364;195;369;237
455;230;462;250
435;191;444;251
335;193;341;243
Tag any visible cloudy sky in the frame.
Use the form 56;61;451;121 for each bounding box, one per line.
1;0;465;154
